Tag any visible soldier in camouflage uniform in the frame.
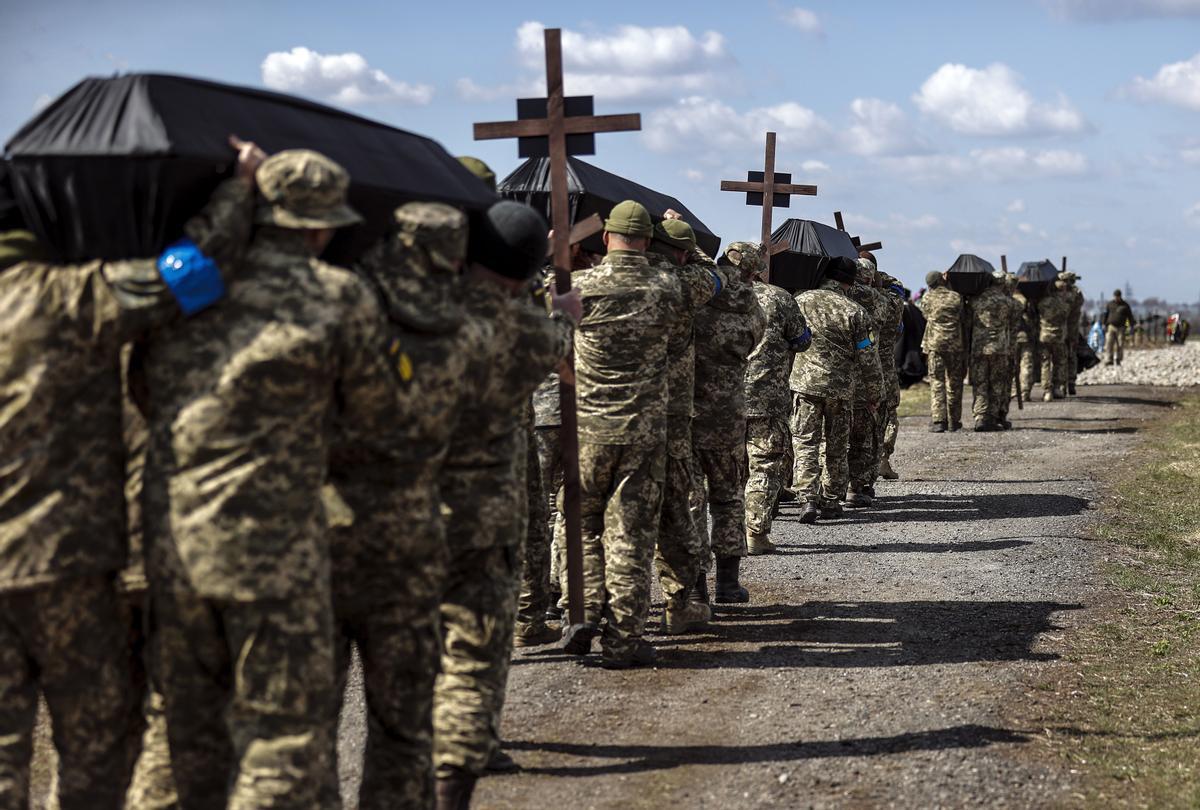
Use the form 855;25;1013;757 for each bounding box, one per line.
1037;280;1072;400
845;259;889;508
645;216;730;630
743;261;810;553
562;201;686;668
872;266;907;481
790;257;882;522
432;201;576;808
325;202;491;810
919;271;966;432
1012;283;1036;403
141;149;397;809
0;139;260;810
996;273;1025;429
692;242;767;601
967;274;1013;431
1061;272;1085;395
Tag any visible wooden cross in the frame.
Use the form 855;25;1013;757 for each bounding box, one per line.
834;211;883;253
720;131;817;257
472;27;640;628
1001;255;1009;273
1061;256;1068;273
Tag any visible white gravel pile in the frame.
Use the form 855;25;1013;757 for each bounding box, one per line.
1078;341;1200;387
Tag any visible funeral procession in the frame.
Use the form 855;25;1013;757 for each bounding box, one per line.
4;2;1200;808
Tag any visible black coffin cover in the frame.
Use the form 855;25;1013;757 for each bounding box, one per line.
944;253;996;297
1016;259;1058;301
4;73;497;264
768;218;859;292
897;300;928;387
497;156;720;257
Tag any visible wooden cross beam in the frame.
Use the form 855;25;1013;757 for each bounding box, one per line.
1062;256;1068;273
834;211;883;253
544;213;603;258
720;131;817;254
1001;254;1009;274
472;27;640;628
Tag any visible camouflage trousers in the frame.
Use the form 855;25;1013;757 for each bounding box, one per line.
433;544;521;778
970;354;1009;424
1067;339;1079;386
1105;327;1125;364
790;393;851;507
121;588;179;810
926;351;964;426
881;388;901;463
1016;343;1036;399
1041;342;1067;395
847;404;882;491
152;576;338;810
997;354;1016;419
655;432;703;606
0;575;138;810
744;415;791;539
691;439;750;563
578;441;666;658
534;429;565;606
518;433;552;631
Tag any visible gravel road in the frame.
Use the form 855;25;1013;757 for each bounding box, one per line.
340;385;1180;809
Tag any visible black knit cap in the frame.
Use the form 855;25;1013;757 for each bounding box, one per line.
825;256;858;284
468;200;548;280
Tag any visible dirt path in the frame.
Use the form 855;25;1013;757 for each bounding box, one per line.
442;385;1181;810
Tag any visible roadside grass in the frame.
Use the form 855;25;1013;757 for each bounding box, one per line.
896;383;929;420
1033;395;1200;808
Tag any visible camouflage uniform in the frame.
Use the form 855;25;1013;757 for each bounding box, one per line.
919;284;966;427
1037;287;1072;398
692;244;767;566
744;281;809;542
141;152;395;809
874;274;907;475
1013;289;1035;401
790;280;882;508
1063;278;1084;392
326;203;489;809
845;263;889;494
968;281;1013;427
0;178;251;810
533;375;566;609
433;281;573;778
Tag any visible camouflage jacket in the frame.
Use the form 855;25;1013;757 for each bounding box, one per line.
745;281;809;419
142;227;398;601
1064;286;1085;345
532;266;563;428
1012;291;1033;345
919;285;965;353
846;283;892;404
969;284;1013;356
0;179;253;593
790;281;883;403
441;282;573;552
693;277;767;448
877;282;906;395
1037;289;1072;343
573;249;683;446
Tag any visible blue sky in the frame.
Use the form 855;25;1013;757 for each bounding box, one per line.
3;0;1200;302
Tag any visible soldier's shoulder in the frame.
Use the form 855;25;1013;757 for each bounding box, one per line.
310;258;383;313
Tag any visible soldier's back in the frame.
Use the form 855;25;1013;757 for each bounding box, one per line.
920;286;964;353
790;283;867;399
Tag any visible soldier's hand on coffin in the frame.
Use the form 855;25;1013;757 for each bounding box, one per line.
551;288;582;323
229;135;268;185
662;208;684;221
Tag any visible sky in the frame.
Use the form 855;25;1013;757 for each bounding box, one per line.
3;0;1200;302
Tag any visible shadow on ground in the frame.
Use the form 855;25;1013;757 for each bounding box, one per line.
776;493;1089;524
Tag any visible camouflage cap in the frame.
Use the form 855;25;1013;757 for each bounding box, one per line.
723;241;765;274
458;156;497;192
855;257;876;285
254;149;362;230
652;218;696;251
1058;270;1079;284
392;202;467;274
604;200;653;238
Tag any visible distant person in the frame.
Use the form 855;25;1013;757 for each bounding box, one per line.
1102;289;1134;365
918;271;965;432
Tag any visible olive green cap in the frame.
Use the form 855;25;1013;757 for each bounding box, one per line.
254;149;362;230
652;218;696;251
723;240;765;274
392;202;467;274
604;200;653;238
457;156;496;192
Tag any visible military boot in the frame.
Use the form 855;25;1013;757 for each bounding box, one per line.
879;457;899;480
561;621;598;656
486;748;520;773
690;571;710;606
435;772;476;810
820;501;844;520
714;556;750;603
513;622;561;648
949;420;962;432
663;597;711;635
799;502;819;524
844;489;873;509
929;421;947;433
599;639;657;670
747;531;777;555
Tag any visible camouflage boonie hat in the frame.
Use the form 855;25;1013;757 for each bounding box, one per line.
723;241;765;274
652;218;696;251
458;156;497;192
855;257;876;285
254;149;362;229
1059;270;1078;284
604;200;653;238
392;202;467;273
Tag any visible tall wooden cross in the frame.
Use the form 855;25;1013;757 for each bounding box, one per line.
1001;255;1009;274
1061;256;1068;273
720;131;817;274
833;211;883;253
473;27;640;627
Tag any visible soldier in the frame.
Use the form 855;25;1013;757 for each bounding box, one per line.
644;216;730;631
560;200;682;668
998;273;1025;430
1013;282;1036;403
1037;280;1072;400
324;202;491;809
790;257;882;523
967;274;1013;431
432;201;577;807
919;270;966;432
1061;272;1085;395
845;259;889;507
744;258;810;553
1103;288;1134;365
873;267;907;481
692;242;767;600
140;149;395;809
0;138;260;810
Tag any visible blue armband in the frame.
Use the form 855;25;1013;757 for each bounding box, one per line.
889;283;905;298
708;268;723;297
789;326;812;350
856;336;874;350
158;238;226;316
897;322;904;334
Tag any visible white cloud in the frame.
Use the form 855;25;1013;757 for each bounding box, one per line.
843;97;930;156
913;63;1089;136
1124;52;1200;110
1044;0;1200;20
1182;147;1200;164
643;95;832;155
1007;198;1026;213
33;94;52;112
262;47;432;105
877;147;1089;184
683;168;705;182
801;159;831;173
1186;201;1200;226
781;7;824;36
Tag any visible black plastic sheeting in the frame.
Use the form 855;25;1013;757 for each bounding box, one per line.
897;300;928;387
944;253;996;297
1016;259;1059;301
498;157;720;257
767;218;859;292
4;73;497;264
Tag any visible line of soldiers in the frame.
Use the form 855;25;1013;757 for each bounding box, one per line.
919;268;1086;432
0;136;912;810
